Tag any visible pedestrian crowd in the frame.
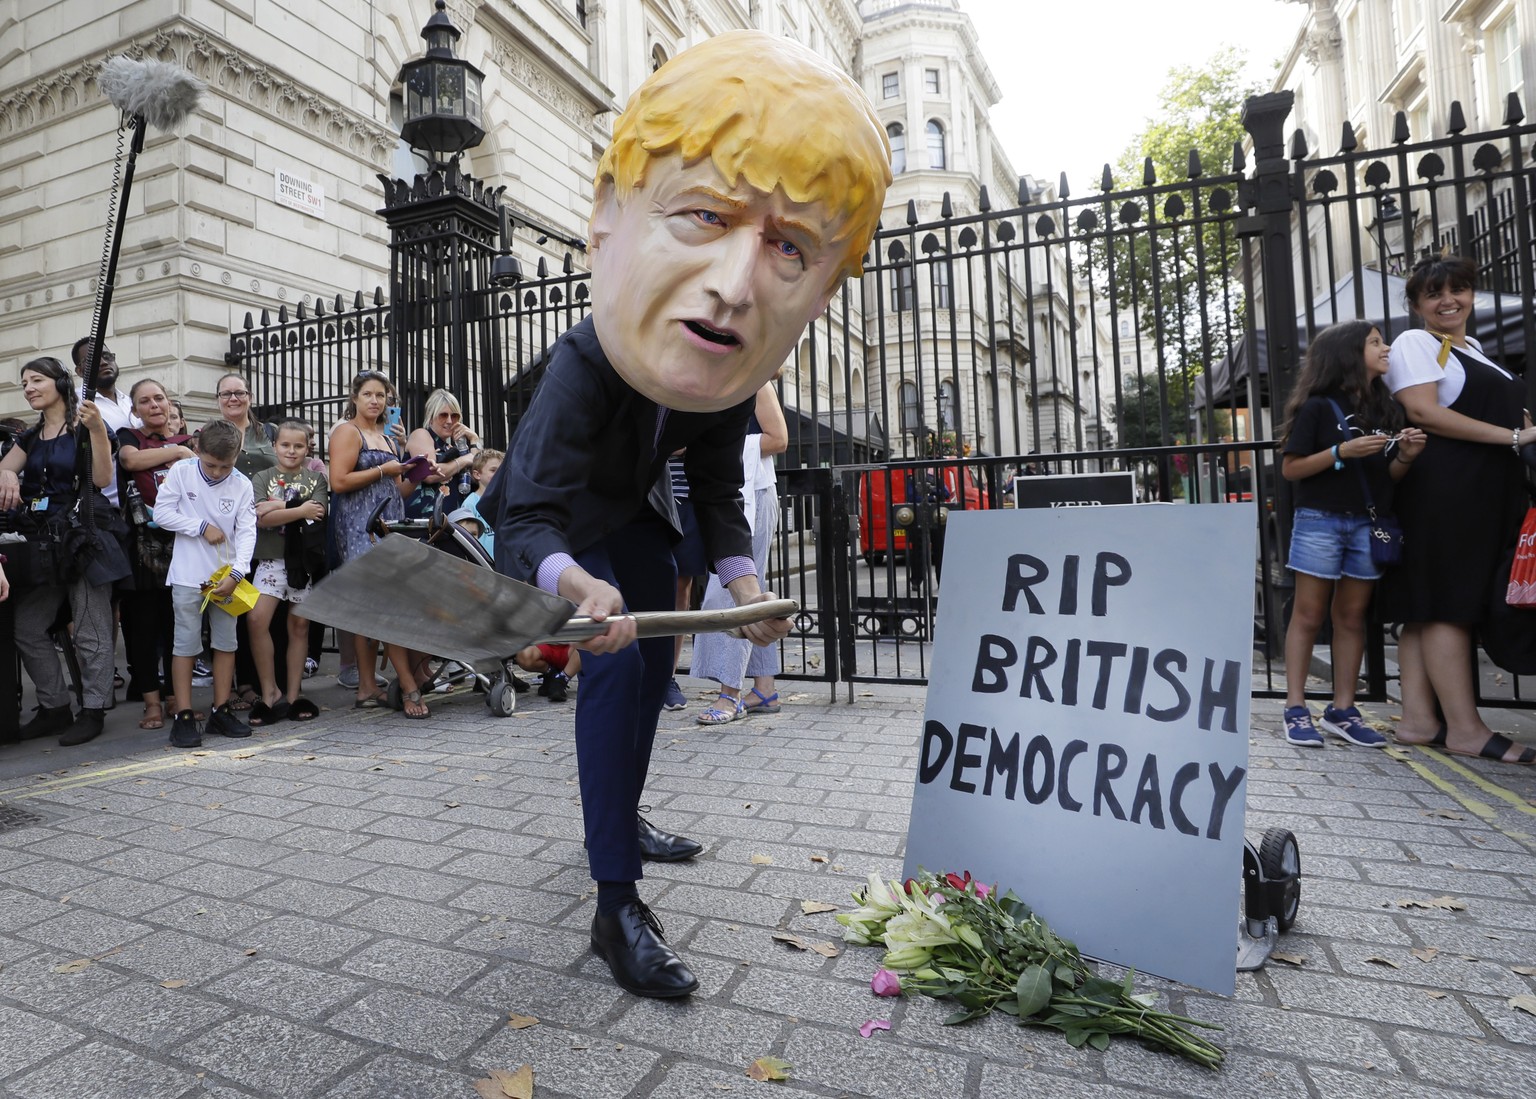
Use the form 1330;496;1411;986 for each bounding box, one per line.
0;342;789;751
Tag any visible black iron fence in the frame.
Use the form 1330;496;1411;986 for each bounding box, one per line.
229;91;1536;708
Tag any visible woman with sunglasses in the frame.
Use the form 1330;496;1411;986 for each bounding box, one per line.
328;370;430;718
210;373;278;709
403;388;481;521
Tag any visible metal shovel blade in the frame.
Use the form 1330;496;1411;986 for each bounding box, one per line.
300;534;796;666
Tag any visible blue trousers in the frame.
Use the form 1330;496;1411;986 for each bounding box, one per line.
573;510;677;882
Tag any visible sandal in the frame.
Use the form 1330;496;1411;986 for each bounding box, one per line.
354;689;389;709
1434;731;1536;766
742;688;781;714
289;697;320;722
400;690;430;720
696;692;746;725
250;700;289;727
138;702;165;731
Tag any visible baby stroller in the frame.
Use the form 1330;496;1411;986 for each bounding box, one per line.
364;494;529;716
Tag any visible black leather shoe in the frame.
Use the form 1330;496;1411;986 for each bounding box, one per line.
637;814;703;862
590;901;699;998
19;704;74;741
59;708;105;747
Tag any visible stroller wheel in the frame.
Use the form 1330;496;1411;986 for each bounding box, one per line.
487;676;517;717
387;679;403;712
1258;828;1301;931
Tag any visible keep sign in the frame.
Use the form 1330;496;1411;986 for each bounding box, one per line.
902;504;1253;994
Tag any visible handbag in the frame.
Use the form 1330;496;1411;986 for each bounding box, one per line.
1506;507;1536;607
201;545;260;617
1325;399;1404;567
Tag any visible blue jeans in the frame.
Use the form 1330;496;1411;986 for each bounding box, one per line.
1288;507;1379;581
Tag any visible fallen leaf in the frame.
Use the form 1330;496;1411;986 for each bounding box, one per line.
1395;896;1469;911
244;949;258;956
446;802;461;809
771;932;840;958
160;979;188;988
809;855;828;864
1513;966;1536;976
303;755;317;761
52;959;93;974
1424;809;1466;820
746;1056;792;1082
1364;956;1400;969
858;1019;891;1038
506;1013;539;1030
1427;990;1448;999
1509;995;1536;1017
232;752;254;760
800;900;838;915
1269;952;1306;966
1411;947;1440;963
751;854;773;865
473;1065;534;1099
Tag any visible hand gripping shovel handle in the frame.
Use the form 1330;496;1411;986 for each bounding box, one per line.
546;598;798;645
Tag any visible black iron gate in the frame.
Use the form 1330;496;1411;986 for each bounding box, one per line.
231;92;1536;709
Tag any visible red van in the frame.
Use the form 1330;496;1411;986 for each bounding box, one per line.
858;464;989;562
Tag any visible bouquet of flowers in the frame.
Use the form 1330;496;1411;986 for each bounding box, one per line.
838;869;1224;1069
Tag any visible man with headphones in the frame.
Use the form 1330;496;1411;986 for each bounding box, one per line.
72;337;138;507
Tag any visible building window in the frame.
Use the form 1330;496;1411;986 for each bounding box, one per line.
927;120;946;170
882;71;899;99
924;68;940;95
576;0;587;29
1491;11;1523;104
1118;317;1130;337
899;381;920;434
887;123;906;174
932;263;951;309
891;264;915;312
651;44;668;73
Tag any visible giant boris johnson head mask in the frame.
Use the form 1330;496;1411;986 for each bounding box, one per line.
589;31;891;413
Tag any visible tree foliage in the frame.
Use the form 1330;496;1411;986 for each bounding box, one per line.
1106;48;1263;447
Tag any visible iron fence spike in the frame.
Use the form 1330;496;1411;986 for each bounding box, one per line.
1232;140;1245;173
1290;128;1309;160
1141;157;1155;187
1504;92;1524;126
242;312;253;330
1187;148;1203;179
1340;121;1357;152
259;309;270;326
1016;177;1030;205
978;184;991;212
1101;164;1114;191
940;193;953;218
1058;171;1070;198
905;199;918;226
1393;109;1410;144
1448;101;1466;133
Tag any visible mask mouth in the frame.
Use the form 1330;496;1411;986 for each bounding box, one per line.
684;320;740;347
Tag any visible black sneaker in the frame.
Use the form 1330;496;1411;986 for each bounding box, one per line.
59;708;105;747
544;671;569;703
19;704;74;741
170;710;202;748
206;703;252;739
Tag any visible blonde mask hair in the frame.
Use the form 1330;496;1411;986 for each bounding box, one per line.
596;31;890;282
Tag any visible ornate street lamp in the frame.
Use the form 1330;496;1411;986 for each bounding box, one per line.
1371;194;1416;274
398;0;485;165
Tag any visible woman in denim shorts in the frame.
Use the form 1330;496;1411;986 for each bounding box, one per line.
1278;322;1425;748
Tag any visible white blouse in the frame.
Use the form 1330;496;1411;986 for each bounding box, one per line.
1386;328;1512;409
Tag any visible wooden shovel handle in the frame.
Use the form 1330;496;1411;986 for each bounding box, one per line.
546;598;799;645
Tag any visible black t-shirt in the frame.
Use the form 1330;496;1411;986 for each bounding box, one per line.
18;426;85;508
1283;393;1396;514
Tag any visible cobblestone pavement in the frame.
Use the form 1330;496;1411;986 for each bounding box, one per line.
1;677;1533;1099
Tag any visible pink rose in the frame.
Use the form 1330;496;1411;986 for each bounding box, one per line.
871;969;901;997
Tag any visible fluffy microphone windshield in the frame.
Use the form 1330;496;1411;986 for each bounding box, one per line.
97;56;204;131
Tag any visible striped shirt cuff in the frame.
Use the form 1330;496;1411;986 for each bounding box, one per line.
714;555;756;586
536;552;578;595
227;570;244;584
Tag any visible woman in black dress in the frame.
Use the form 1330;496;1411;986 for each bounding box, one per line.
1385;255;1536;765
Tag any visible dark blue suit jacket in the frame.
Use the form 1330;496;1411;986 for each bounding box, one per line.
481;316;754;586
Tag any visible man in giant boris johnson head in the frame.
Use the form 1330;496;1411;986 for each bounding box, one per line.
482;30;889;998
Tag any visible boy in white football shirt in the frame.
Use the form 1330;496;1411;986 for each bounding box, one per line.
153;419;257;747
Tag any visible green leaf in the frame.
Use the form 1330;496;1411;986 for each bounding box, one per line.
1088;1031;1112;1051
1065;1026;1092;1048
943;1007;986;1025
1014;965;1053;1017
